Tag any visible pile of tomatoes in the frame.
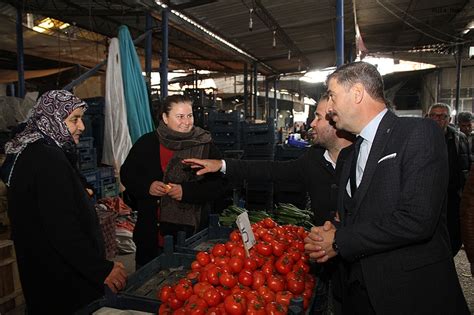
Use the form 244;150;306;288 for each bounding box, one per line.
157;218;316;315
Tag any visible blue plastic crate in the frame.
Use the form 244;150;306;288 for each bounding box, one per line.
175;214;234;254
99;182;118;198
209;111;241;122
81;169;99;184
98;166;115;180
123;236;195;301
77;137;94;149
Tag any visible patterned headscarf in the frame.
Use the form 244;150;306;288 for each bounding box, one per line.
5;90;87;154
2;90;87;185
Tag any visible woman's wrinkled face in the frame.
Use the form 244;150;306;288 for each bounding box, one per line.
162;101;194;133
64;107;86;144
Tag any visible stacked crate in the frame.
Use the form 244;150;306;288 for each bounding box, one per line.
273;144;309;210
0;240;23;314
242;120;275;160
82;97;105;164
241;120;275;211
208;111;242;152
77;136;97;172
78;137;118;200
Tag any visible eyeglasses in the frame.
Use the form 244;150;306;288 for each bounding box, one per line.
428;113;449;120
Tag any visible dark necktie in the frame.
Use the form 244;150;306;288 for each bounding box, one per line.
350;136;364;196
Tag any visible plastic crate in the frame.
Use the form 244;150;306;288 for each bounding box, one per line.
96;209;118;259
211;132;240;144
81;169;99;184
78;286;160;315
275;144;308;161
98;166;115;180
209;111;241;122
209;122;241;133
175;214;234;254
99;182;119;198
243;121;274;133
79;148;97;171
243;131;275;145
77;137;94;150
216;143;241;152
123;236;195;301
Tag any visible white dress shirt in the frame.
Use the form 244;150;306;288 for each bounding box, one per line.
346;109;388;196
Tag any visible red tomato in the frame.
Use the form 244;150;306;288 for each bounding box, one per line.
257;285;276;303
220;273;238;288
243;257;258;271
172;307;185;315
261;232;274;243
225;241;238;252
191;260;201;270
224;293;247;315
288;247;302;262
158;303;172;315
255;241;272;256
230;247;246;258
158;285;173;302
230;230;241;242
251;271;266;290
212;243;227;257
175;280;193;301
207;306;223;315
203;287;222;307
167;292;183;310
271;241;287;257
275;290;294;306
247;296;267;315
216;286;231;299
265;301;287;315
206;266;222;286
215;255;230;267
193;282;212;298
263;217;277;228
238;269;254;287
267;274;285;292
229;256;244;273
261;262;275;279
275;254;294;275
196;251;211;266
293;260;310;274
183;295;207;315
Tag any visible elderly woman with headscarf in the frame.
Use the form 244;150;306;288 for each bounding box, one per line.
0;90;127;314
121;95;228;269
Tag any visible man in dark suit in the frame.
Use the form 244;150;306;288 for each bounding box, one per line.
304;62;469;314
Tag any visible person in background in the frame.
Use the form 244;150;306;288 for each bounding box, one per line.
305;62;469;314
461;165;474;277
458;111;473;162
120;95;226;269
0;90;126;314
427;103;470;256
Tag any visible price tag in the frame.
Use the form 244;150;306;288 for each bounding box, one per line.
236;211;256;257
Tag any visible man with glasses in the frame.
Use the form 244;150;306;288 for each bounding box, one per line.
427;103;470;256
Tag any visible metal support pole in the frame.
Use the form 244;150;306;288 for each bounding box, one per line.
16;3;25;98
336;0;344;67
265;77;269;120
273;78;278;125
454;44;463;124
253;62;258;119
145;12;152;92
160;7;169;99
244;63;248;119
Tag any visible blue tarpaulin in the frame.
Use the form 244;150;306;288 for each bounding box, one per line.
118;25;154;143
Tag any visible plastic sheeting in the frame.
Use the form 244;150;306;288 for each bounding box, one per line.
102;38;132;168
118;25;154;143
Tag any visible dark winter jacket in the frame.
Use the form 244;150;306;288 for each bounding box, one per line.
7;140;113;314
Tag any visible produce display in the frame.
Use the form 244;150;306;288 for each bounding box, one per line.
219;204;314;230
157;218;316;315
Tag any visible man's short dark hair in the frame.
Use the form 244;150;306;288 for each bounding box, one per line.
458;111;472;123
326;61;386;103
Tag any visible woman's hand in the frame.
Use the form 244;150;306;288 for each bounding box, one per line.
167;183;183;201
149;181;171;197
104;262;127;293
